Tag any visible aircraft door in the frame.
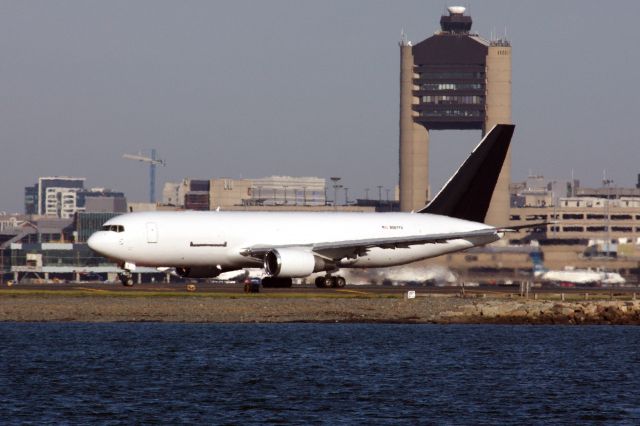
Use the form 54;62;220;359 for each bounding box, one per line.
146;222;158;243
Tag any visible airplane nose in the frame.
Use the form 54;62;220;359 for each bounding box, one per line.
87;232;107;254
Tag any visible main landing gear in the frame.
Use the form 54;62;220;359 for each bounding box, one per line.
314;275;346;288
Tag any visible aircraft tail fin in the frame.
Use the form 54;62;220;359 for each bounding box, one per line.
529;251;546;274
418;124;515;223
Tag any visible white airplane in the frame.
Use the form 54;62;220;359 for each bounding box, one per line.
89;124;525;287
534;268;626;287
531;253;626;287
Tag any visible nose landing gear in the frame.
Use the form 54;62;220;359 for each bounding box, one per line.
118;262;136;286
118;272;134;286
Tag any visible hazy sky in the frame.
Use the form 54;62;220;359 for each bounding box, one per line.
1;1;639;212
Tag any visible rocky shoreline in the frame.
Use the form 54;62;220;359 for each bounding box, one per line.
437;299;640;325
1;294;639;324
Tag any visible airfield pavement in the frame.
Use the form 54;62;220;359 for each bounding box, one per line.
1;285;640;324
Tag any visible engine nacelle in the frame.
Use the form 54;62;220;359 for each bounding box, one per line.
175;266;220;278
264;248;327;278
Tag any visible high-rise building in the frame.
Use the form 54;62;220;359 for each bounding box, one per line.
24;177;85;217
399;6;511;226
24;186;38;215
24;177;126;218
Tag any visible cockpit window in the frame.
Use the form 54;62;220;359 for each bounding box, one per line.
102;225;125;233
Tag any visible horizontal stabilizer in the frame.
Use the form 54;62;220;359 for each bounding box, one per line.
498;221;555;233
418;124;515;223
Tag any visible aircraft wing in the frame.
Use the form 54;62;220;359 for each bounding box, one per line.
241;228;500;260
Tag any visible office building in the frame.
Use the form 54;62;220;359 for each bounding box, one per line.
24;177;126;218
28;177;85;217
251;176;326;207
163;176;326;209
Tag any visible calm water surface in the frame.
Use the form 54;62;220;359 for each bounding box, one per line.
1;324;639;424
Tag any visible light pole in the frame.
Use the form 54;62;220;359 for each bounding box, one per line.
377;185;383;202
365;188;370;200
550;180;557;238
344;187;349;205
603;178;614;258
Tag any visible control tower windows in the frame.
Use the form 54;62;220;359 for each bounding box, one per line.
421;83;483;91
419;71;484;79
419;110;482;118
421;95;483;105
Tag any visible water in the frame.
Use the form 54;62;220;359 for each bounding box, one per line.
1;324;639;425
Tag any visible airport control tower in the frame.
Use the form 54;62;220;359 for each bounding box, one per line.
399;6;511;226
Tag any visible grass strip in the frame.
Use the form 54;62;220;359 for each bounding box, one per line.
0;289;395;299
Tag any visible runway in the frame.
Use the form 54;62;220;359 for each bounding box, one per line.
4;280;639;298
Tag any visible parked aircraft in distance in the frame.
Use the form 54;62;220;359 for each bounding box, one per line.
89;125;528;287
531;252;625;287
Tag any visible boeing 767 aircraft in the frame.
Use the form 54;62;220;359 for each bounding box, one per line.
89;124;521;287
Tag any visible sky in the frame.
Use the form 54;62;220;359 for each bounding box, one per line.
1;0;639;212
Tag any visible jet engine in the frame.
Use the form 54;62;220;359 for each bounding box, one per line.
175;266;221;278
264;248;327;278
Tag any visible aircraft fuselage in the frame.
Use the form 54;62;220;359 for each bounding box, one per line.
88;210;497;270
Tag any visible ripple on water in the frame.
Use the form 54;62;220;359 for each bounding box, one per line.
0;323;639;424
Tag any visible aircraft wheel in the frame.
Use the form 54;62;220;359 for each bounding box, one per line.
315;276;325;288
325;276;336;288
335;276;346;288
119;273;134;287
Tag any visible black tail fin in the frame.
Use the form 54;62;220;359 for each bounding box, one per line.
418;124;515;222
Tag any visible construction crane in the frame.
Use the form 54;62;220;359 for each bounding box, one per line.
122;149;166;203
